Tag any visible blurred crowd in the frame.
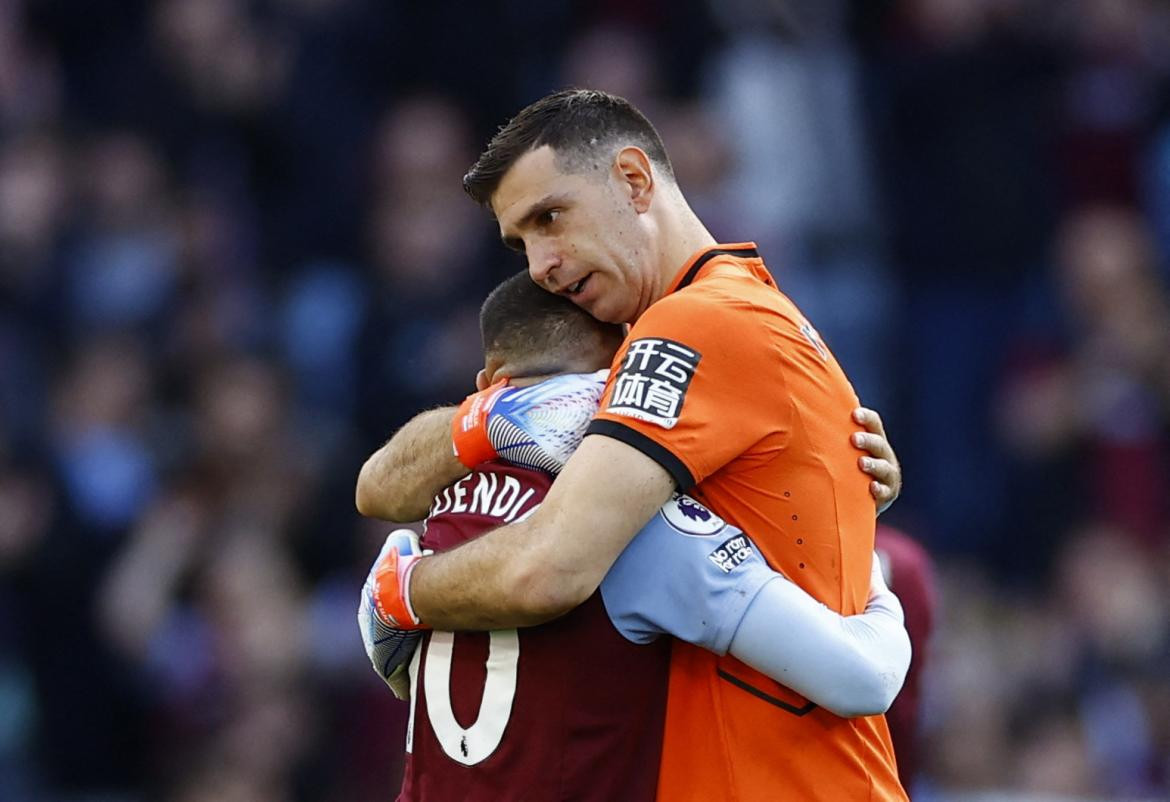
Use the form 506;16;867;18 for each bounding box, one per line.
1;0;1168;800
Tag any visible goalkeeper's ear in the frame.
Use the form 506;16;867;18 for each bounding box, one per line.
476;369;489;391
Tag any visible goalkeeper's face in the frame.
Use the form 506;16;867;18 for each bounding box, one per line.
492;145;660;325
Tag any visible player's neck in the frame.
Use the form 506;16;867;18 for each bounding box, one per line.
652;197;716;302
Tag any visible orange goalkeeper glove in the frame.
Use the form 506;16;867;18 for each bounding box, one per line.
450;371;609;474
450;378;510;468
368;529;429;631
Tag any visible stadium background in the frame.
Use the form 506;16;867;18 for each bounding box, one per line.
2;0;1169;799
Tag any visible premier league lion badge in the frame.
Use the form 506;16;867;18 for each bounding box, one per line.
659;494;728;537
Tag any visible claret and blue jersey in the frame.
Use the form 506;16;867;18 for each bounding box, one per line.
399;460;667;802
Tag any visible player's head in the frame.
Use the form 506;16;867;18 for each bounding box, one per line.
464;89;683;325
477;269;625;389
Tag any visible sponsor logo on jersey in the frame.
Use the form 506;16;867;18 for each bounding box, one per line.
660;493;726;537
606;337;700;429
708;534;753;573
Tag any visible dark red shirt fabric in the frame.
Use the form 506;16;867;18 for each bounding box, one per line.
397;461;670;802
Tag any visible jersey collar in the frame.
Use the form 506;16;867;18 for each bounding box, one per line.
665;242;762;295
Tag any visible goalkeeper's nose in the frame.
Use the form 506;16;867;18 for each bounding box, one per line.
527;246;561;287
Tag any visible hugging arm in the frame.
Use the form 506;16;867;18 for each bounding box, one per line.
355;407;467;522
356;376;904;635
601;506;910;718
408;434;676;629
727;559;909;716
354;379;902;526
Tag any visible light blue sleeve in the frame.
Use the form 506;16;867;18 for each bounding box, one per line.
599;493;776;655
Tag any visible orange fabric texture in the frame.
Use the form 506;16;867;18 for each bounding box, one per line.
588;244;907;801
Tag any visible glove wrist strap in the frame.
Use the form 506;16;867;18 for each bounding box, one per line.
373;553;425;629
451;381;509;468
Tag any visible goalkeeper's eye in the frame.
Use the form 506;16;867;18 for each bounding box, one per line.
537;209;560;226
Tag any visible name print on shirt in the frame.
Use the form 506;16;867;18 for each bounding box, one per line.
427;470;538;523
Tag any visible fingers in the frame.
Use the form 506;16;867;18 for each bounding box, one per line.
870;479;897;510
859;456;900;512
859;455;897;484
852;407;901;514
852;407;887;438
861;460;896;496
852;431;893;461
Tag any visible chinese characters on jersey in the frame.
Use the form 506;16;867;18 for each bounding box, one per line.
606;338;701;429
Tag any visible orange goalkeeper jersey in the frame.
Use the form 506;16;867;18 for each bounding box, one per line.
585;243;907;802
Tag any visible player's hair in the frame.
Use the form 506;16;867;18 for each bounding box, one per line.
463;88;675;207
480;271;624;371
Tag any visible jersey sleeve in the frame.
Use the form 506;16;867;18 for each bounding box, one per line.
599;494;776;655
727;557;911;717
585;287;788;490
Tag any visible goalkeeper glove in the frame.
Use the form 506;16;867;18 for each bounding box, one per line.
451;378;511;468
358;529;430;698
450;370;608;474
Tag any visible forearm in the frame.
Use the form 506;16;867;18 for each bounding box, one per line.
367;431;674;632
409;515;590;630
728;578;911;718
410;435;675;630
355;407;467;521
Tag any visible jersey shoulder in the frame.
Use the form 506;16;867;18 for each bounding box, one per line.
635;262;781;337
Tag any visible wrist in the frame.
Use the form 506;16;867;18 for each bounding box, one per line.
371;535;430;630
451;381;510;468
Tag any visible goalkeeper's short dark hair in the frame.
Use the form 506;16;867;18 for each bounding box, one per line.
480;271;624;369
463;88;675;207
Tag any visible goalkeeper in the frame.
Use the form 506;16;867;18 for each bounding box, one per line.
358;272;910;801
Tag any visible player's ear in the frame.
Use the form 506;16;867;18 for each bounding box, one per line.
615;147;654;213
475;369;490;391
